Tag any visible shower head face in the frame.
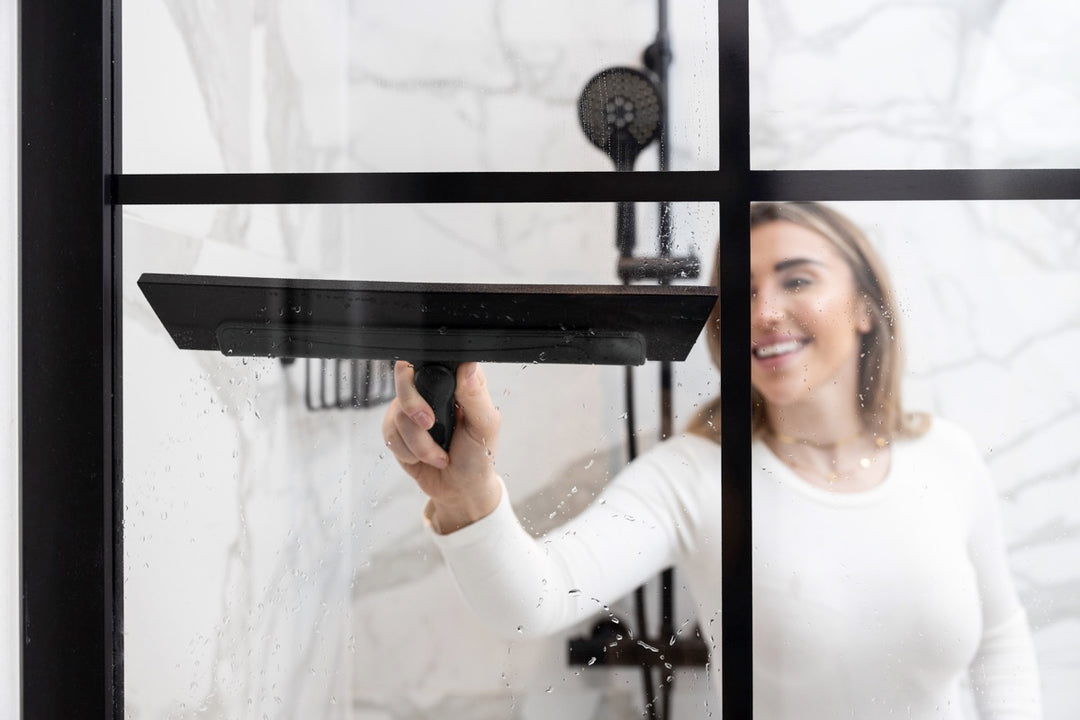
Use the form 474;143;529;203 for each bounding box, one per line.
578;67;663;171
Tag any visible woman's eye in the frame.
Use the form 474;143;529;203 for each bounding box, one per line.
784;277;811;291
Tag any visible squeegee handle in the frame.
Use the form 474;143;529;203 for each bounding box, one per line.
413;361;459;452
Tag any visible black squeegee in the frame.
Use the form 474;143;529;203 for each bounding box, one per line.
138;273;718;450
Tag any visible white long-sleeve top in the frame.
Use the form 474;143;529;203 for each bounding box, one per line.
428;417;1041;718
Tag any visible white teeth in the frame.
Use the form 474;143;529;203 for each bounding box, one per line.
755;340;803;358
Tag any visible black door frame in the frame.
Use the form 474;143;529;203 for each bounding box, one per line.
19;1;1080;717
19;1;122;718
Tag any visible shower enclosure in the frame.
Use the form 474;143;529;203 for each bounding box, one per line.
19;1;1080;718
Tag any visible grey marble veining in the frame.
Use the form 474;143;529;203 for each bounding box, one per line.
751;0;1080;169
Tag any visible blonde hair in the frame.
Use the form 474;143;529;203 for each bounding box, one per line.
687;202;928;442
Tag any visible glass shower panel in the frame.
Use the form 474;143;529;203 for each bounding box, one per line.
752;199;1079;717
121;0;719;174
122;199;719;718
750;0;1080;170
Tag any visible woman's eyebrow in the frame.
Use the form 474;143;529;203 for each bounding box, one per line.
749;257;826;279
774;257;825;273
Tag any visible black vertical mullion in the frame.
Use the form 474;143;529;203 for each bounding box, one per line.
107;0;124;712
19;0;121;718
717;0;753;717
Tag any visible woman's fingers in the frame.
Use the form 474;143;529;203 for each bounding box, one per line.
384;360;449;469
453;363;501;447
394;406;449;469
380;406;413;461
384;409;449;471
392;360;435;431
383;361;500;484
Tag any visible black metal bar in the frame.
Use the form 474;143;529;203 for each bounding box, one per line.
112;167;1080;207
633;585;659;720
650;8;678;713
717;0;753;717
649;0;674;256
565;626;708;669
304;359;318;411
568;625;710;667
19;0;122;717
113;170;724;205
623;357;657;717
751;168;1080;201
108;2;124;712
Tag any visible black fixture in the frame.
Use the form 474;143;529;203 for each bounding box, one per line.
297;358;396;412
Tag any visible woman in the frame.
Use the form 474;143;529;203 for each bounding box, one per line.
382;202;1042;718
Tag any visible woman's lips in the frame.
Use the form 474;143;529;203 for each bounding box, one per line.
752;337;808;367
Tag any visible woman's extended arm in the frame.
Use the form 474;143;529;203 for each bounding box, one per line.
383;361;689;637
424;468;683;637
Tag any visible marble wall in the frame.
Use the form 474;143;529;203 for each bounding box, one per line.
1;0;18;715
114;1;1080;719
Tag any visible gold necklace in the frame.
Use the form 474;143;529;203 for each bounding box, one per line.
772;429;865;450
771;431;888;485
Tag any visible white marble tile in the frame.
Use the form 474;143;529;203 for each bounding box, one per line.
751;0;1080;169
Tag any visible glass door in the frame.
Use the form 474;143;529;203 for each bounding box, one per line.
20;1;1080;718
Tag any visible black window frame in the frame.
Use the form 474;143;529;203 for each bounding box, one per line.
18;1;1080;717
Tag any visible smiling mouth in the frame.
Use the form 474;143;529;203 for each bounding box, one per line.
753;339;807;359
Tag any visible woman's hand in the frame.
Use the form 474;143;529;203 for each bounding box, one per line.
382;361;503;533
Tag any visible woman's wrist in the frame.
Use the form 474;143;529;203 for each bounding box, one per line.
428;475;503;534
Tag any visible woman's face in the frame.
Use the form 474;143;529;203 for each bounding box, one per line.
749;220;872;413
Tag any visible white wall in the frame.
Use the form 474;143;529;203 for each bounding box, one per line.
1;0;18;715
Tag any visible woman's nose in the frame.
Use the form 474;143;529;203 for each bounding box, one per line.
751;285;786;325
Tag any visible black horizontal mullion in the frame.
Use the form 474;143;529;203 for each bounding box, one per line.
115;168;1080;206
114;170;724;205
751;168;1080;201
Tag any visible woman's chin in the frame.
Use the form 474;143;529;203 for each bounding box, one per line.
752;381;814;411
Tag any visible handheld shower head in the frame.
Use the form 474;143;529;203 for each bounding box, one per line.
578;67;663;262
578;67;663;172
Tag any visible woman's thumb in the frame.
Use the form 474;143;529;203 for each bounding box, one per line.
453;362;501;441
